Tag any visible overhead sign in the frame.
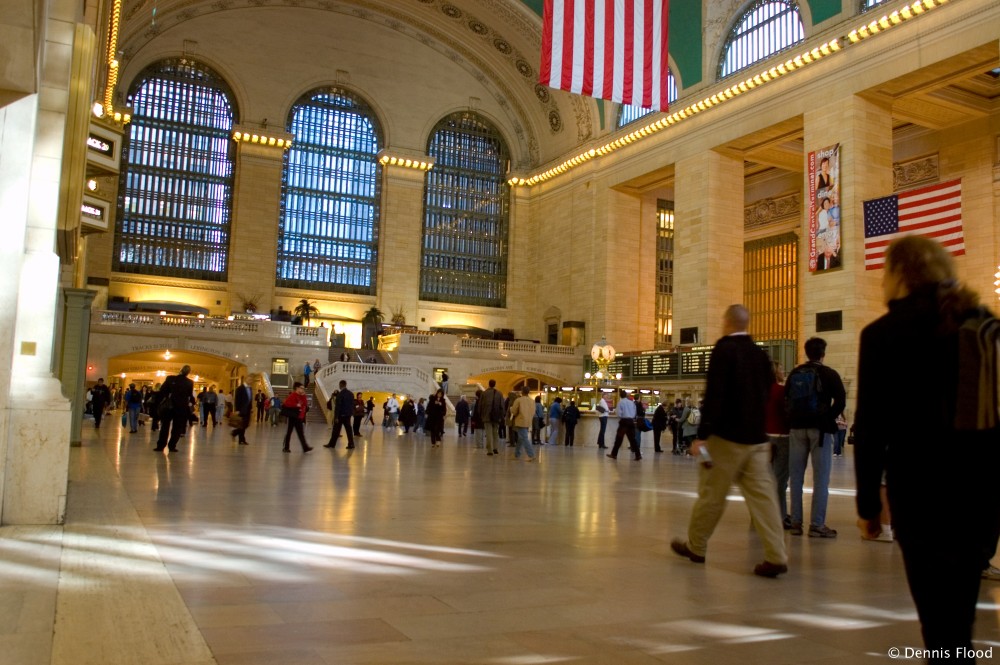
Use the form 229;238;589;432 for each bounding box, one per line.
87;122;121;172
81;194;110;231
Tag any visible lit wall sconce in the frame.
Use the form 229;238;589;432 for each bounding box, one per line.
232;131;292;149
377;153;434;171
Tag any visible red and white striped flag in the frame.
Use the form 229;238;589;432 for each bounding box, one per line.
540;0;670;111
863;179;964;270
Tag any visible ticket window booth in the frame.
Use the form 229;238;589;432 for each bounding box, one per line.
271;358;290;388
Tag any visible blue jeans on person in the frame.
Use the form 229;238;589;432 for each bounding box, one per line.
127;405;140;431
596;416;608;447
789;428;833;528
515;426;535;460
834;429;847;455
770;434;791;523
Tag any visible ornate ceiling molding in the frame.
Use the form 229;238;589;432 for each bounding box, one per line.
116;0;594;167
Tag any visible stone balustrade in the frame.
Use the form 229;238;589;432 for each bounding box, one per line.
92;310;330;348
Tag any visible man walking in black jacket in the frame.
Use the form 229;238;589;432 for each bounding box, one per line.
155;365;194;453
671;305;788;578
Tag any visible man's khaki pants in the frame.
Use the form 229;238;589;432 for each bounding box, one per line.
687;435;788;565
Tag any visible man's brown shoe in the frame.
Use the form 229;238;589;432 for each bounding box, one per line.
753;561;788;578
670;539;706;563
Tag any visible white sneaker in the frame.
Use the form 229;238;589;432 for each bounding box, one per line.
982;566;1000;581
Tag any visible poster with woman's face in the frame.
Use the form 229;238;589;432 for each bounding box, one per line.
808;144;841;272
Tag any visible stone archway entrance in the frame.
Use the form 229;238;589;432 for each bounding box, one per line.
102;349;248;394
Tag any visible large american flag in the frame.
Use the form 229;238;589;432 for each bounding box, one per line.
862;179;964;270
540;0;669;111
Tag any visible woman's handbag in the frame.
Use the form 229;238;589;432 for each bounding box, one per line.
227;413;244;428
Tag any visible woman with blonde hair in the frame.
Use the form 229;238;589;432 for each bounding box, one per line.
855;235;999;661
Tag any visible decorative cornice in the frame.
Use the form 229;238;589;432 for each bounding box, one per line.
111;273;230;291
893;154;939;191
744;193;800;230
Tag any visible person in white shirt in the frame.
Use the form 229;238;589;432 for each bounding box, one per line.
607;391;640;461
594;395;611;449
387;393;400;427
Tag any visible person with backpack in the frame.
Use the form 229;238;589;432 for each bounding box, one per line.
475;379;505;456
785;337;846;538
678;399;701;455
124;383;143;433
855;236;1000;659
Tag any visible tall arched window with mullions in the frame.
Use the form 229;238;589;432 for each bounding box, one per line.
114;59;237;280
278;88;382;294
617;69;679;129
718;0;804;80
421;113;510;308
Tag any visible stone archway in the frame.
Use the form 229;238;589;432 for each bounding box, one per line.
102;349;247;394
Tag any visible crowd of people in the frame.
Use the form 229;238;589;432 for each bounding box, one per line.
83;235;999;662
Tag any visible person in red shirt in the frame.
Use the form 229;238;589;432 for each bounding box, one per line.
281;383;313;453
765;361;791;530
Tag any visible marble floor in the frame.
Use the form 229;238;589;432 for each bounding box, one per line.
3;416;999;665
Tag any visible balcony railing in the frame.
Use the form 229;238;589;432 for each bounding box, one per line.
380;332;584;359
91;310;330;347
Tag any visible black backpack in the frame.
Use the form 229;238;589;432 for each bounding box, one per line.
785;365;823;420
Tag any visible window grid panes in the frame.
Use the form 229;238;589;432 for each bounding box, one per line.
114;59;236;280
617;70;679;128
744;232;798;342
278;88;382;294
420;113;510;308
655;200;675;349
860;0;888;11
719;1;804;79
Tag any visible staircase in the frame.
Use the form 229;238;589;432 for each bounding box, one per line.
272;386;327;425
328;347;391;365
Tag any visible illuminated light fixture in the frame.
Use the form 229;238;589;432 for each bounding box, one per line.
588;148;596;156
890;10;902;24
233;130;292;150
159;310;167;316
922;0;935;8
868;20;880;34
92;102;105;117
811;47;822;59
777;64;787;75
829;39;841;51
900;5;913;18
794;55;804;67
164;350;172;360
753;75;763;85
376;153;433;171
739;81;749;92
911;1;924;14
769;67;779;78
86;179;98;191
879;15;891;29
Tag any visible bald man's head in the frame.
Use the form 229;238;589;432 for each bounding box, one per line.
722;304;750;334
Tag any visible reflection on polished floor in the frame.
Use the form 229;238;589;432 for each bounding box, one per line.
4;416;999;664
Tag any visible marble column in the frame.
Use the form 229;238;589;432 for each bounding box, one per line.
228;136;288;315
673;150;745;344
802;96;892;399
61;288;96;446
377;162;427;323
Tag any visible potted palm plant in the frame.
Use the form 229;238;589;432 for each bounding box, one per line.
361;306;384;349
293;299;319;325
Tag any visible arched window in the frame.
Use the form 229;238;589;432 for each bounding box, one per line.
278;88;382;294
859;0;888;11
115;59;237;280
718;1;804;79
616;70;679;129
420;113;510;308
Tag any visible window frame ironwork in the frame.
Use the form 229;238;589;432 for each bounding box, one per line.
616;70;679;129
718;0;805;80
113;58;238;281
420;112;510;308
655;200;675;349
277;87;383;295
744;232;799;343
859;0;889;12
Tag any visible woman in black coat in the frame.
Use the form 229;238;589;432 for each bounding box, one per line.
855;236;1000;661
425;390;447;448
399;399;417;433
562;400;580;446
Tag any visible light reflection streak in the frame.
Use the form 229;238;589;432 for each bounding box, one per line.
770;612;883;630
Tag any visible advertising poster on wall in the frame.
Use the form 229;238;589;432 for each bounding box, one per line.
808;143;841;272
